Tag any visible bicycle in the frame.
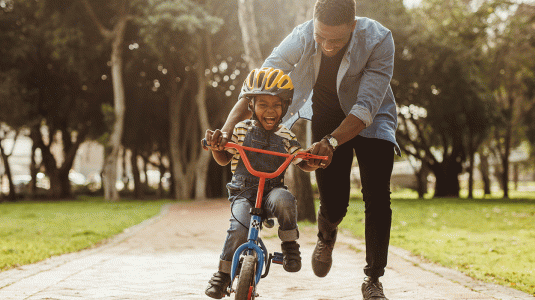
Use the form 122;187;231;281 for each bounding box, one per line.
202;139;328;300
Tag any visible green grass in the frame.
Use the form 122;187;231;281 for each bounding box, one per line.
339;191;535;295
0;197;170;271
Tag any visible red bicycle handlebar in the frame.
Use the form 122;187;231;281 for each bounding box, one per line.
202;139;328;208
224;142;327;179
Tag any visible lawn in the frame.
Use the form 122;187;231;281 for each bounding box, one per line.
339;190;535;295
0;197;170;271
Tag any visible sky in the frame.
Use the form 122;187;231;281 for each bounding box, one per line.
403;0;421;8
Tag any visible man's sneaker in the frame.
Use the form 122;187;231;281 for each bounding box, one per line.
311;234;336;277
205;271;231;299
281;241;301;272
362;277;388;300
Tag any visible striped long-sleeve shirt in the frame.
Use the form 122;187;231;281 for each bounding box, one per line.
227;120;303;174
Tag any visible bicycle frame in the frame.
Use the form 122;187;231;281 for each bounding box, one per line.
220;142;328;289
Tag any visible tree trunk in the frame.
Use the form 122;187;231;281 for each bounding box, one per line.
130;148;143;199
237;0;264;69
82;0;129;201
142;155;149;191
479;151;491;195
193;36;213;200
30;125;88;199
30;140;38;197
513;163;519;191
431;160;462;198
169;68;189;199
501;121;512;199
286;119;316;222
48;169;71;199
156;155;166;198
102;19;128;201
121;148;129;191
467;147;475;199
0;142;16;201
416;162;429;199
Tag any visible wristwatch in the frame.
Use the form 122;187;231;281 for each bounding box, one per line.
323;134;338;151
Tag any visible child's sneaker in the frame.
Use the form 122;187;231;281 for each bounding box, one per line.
205;271;230;299
281;241;301;272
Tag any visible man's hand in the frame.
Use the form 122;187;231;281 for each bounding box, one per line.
306;139;333;169
203;129;231;151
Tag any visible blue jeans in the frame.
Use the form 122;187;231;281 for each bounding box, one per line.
218;187;299;271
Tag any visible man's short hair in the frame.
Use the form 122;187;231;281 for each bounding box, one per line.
314;0;356;26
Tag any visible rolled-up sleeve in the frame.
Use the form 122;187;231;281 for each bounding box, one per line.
349;31;395;127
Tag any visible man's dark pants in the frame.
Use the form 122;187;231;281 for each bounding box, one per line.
312;121;395;278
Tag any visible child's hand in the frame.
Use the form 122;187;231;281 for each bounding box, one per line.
204;129;231;151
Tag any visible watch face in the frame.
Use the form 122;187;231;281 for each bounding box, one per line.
329;137;338;148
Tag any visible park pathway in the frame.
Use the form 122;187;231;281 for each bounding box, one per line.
0;199;533;300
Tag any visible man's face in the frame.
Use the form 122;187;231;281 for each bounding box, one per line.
313;19;356;57
254;95;283;131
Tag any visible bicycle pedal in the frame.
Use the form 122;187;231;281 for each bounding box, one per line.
272;252;283;264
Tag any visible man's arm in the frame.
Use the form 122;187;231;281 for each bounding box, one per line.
307;114;366;168
207;97;252;151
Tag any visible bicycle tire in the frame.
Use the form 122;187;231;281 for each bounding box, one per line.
235;255;256;300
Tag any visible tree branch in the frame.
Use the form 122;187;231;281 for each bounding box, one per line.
80;0;113;39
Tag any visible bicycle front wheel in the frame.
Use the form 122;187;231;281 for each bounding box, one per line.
235;255;257;300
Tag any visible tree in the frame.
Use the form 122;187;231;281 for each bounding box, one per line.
237;0;264;69
0;126;20;201
394;0;500;197
81;0;133;201
1;0;107;199
486;3;535;198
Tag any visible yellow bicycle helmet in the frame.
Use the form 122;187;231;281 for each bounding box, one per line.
241;68;294;121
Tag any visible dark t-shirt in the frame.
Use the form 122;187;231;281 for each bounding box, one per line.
311;42;350;136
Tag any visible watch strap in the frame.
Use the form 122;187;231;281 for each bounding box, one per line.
323;134;338;151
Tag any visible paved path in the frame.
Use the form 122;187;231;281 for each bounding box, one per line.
0;199;533;300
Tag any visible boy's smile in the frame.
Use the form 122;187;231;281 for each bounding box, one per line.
253;94;283;131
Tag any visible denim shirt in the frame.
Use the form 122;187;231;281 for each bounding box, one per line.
260;18;400;156
227;123;294;201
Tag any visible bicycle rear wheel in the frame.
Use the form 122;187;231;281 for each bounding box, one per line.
234;255;257;300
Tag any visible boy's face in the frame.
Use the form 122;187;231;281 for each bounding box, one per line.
254;95;283;131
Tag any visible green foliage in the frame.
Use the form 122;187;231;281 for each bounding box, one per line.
392;0;516;196
341;196;535;295
137;0;223;61
0;198;170;271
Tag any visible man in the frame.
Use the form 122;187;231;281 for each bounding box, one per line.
206;0;399;299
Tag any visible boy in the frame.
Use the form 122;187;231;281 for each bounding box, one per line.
203;68;319;299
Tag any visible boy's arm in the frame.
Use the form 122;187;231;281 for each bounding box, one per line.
208;97;252;151
211;149;233;166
